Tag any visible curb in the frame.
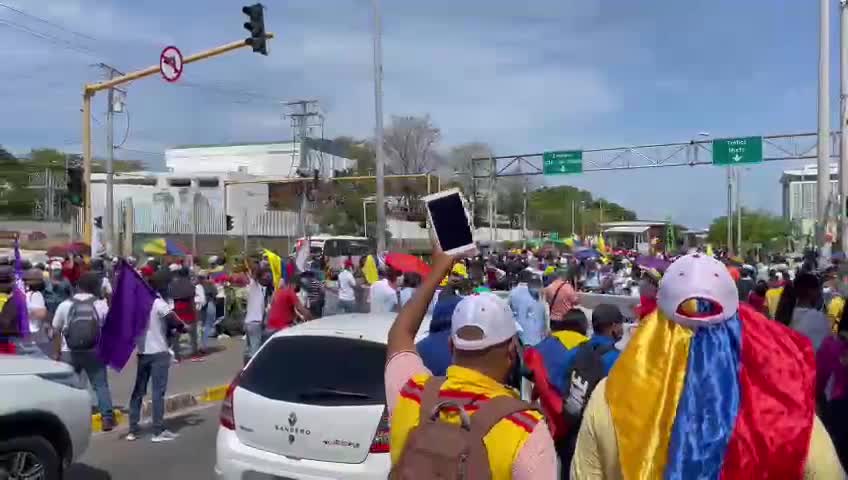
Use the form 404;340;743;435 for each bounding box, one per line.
90;383;230;433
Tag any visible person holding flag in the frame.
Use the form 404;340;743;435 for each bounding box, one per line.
570;253;843;478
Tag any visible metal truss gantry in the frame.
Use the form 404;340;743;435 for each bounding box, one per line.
471;131;839;178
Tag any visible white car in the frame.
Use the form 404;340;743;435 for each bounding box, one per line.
215;313;431;480
0;355;92;479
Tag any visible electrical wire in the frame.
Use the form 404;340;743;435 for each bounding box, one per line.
114;147;164;156
0;18;99;58
0;2;97;42
114;105;130;149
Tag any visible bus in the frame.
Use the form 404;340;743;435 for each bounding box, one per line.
293;235;374;257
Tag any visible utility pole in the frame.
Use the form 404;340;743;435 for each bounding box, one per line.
80;32;275;245
100;63;123;256
521;176;528;248
571;200;576;236
818;0;832;250
284;99;320;240
372;0;387;253
736;168;742;254
841;0;848;253
727;167;734;254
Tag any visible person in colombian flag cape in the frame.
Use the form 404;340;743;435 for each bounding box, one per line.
570;253;844;479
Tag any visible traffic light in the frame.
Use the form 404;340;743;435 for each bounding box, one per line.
94;216;103;229
242;3;267;55
66;167;84;207
225;214;234;231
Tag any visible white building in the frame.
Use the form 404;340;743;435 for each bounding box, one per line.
165;140;356;179
780;164;839;235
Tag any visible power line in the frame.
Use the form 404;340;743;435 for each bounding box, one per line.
0;18;99;58
0;2;97;42
115;147;165;156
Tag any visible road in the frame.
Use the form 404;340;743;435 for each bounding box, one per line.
66;403;221;479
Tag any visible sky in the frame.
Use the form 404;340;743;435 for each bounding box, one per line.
0;0;839;228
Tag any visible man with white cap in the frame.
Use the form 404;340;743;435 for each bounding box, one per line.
385;249;556;479
570;253;843;479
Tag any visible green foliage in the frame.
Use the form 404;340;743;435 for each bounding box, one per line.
707;209;791;252
527;186;636;236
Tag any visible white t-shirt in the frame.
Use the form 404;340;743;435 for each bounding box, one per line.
26;291;47;333
52;293;109;352
790;307;831;351
369;279;398;314
244;278;266;324
101;277;113;297
136;297;172;355
337;270;357;302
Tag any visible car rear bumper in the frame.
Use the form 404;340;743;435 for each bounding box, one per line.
215;427;390;480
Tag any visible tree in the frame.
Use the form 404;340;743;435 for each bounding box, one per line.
332;136;376;177
707;209;791;253
527;186;636;237
383;115;441;174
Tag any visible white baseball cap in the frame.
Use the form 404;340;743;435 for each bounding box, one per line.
658;253;739;328
450;292;517;351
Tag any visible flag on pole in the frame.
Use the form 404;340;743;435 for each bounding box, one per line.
263;248;282;288
97;259;157;371
12;235;27;337
706;244;715;257
294;239;309;272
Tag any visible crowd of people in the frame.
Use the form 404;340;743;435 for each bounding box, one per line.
0;254;222;442
381;246;847;479
1;243;848;476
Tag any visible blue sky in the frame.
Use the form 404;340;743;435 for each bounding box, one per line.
0;0;838;227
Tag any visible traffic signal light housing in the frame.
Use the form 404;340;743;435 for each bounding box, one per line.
225;214;234;231
94;216;103;229
242;3;267;55
66;167;84;207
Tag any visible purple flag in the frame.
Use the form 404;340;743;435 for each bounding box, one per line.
97;259;156;371
12;236;27;338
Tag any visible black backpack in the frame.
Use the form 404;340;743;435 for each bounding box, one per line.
562;341;615;428
63;297;101;351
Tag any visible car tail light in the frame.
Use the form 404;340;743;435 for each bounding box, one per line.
369;406;390;453
220;373;242;430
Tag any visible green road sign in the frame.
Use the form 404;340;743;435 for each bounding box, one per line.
543;150;583;175
712;136;763;165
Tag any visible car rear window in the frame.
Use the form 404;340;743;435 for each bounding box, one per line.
239;335;387;406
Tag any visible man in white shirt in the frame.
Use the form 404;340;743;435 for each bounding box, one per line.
243;261;267;362
52;272;115;431
127;283;181;442
337;260;357;314
369;269;399;314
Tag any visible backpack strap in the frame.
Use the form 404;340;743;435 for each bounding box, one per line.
469;396;535;438
418;376;447;424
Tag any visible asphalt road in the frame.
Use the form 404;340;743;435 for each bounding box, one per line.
66;403;221;480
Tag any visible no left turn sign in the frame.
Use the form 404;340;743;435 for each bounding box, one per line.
159;45;184;83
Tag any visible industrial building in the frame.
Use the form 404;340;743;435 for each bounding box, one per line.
780;164;838;236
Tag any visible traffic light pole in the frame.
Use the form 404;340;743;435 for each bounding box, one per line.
80;34;274;245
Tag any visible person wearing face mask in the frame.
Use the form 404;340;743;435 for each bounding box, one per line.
44;261;72;319
385;248;557;479
509;270;547;347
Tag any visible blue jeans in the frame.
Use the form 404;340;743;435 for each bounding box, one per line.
244;322;264;361
129;352;170;435
200;305;216;352
337;299;356;314
63;351;114;422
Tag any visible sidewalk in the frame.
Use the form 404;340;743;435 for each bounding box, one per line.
90;336;245;432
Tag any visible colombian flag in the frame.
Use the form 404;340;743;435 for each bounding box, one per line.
605;302;816;480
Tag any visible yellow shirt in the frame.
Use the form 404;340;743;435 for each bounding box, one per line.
550;330;589;350
765;286;784;318
570;379;845;479
827;296;844;334
390;365;544;480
